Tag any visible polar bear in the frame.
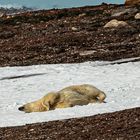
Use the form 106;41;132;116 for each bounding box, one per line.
18;84;106;113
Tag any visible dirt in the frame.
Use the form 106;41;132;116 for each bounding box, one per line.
0;3;140;67
0;3;140;140
0;107;139;140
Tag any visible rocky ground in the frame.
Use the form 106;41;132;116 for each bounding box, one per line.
0;108;140;140
0;3;140;67
0;3;140;140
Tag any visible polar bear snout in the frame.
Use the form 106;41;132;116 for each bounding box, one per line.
18;106;25;111
18;101;50;113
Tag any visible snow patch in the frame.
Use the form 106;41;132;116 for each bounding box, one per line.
0;60;140;127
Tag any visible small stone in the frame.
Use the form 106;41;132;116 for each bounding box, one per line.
16;22;21;25
29;128;34;132
135;13;140;19
79;13;86;17
111;8;138;17
0;12;5;18
71;27;78;31
79;50;96;56
6;15;12;19
104;19;128;28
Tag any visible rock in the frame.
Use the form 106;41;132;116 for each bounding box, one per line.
6;15;12;19
104;19;128;28
125;0;140;6
78;13;86;17
79;50;97;56
71;27;78;31
111;8;138;17
0;12;5;18
135;13;140;19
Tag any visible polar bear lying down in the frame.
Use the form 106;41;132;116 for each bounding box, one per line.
18;84;106;113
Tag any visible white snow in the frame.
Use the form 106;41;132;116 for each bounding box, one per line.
0;59;140;127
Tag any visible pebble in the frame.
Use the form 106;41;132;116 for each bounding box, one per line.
71;27;78;31
135;13;140;19
104;19;128;28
